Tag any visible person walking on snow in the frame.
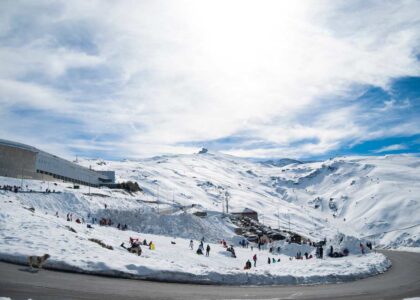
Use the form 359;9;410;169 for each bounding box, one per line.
253;254;257;267
206;244;211;256
189;240;194;250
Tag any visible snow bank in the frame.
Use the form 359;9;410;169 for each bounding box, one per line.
0;193;391;285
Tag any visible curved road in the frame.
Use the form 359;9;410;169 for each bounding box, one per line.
0;250;419;300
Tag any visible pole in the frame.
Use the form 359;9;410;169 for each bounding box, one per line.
157;185;159;214
21;167;24;190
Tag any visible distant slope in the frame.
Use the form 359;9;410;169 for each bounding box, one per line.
259;158;303;167
80;153;420;249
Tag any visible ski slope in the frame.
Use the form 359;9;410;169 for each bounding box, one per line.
83;152;420;249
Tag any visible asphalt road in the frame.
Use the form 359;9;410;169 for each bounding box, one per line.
0;250;419;300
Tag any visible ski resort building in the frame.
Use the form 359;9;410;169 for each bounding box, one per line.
0;139;115;187
231;208;259;221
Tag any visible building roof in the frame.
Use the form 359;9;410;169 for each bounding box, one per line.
232;207;257;214
0;139;39;153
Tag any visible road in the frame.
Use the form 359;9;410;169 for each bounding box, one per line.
0;250;419;300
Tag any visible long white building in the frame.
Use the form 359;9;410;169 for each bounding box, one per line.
0;139;115;187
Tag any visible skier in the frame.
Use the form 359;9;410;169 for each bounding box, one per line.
267;257;271;264
206;244;211;256
189;239;194;250
360;243;365;255
253;254;257;267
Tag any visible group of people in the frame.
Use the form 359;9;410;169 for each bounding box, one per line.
1;185;20;193
120;237;156;256
117;223;128;230
328;245;350;258
194;239;211;256
244;254;258;270
99;217;113;226
239;239;249;248
66;212;84;224
295;251;313;260
267;257;281;264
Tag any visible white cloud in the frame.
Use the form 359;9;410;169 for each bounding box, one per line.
0;0;419;158
373;144;408;153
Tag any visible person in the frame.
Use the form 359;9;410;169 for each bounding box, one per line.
222;240;227;248
304;252;309;259
149;242;155;250
206;244;211;257
227;246;236;258
244;260;252;270
320;246;324;259
253;254;257;267
143;239;148;246
197;245;204;255
360;243;365;255
75;218;81;224
329;245;333;257
272;257;276;263
189;240;194;250
268;257;271;264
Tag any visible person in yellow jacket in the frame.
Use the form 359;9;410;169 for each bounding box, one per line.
149;241;155;250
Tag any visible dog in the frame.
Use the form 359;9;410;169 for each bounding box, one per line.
28;254;50;269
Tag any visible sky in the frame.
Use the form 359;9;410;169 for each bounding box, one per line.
0;0;419;160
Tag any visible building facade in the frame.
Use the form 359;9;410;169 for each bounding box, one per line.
0;139;115;187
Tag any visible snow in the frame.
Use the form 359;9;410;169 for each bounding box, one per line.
1;152;418;284
0;172;390;285
80;153;420;250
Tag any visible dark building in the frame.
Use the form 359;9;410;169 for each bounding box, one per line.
231;208;259;221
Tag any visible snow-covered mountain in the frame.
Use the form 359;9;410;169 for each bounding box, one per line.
82;152;420;249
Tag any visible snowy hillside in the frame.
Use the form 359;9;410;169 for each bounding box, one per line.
0;175;390;285
82;153;420;249
0;152;418;284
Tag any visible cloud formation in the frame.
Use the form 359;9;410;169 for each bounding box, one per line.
373;144;408;153
0;0;419;159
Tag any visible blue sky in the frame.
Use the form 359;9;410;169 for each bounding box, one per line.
0;1;419;160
